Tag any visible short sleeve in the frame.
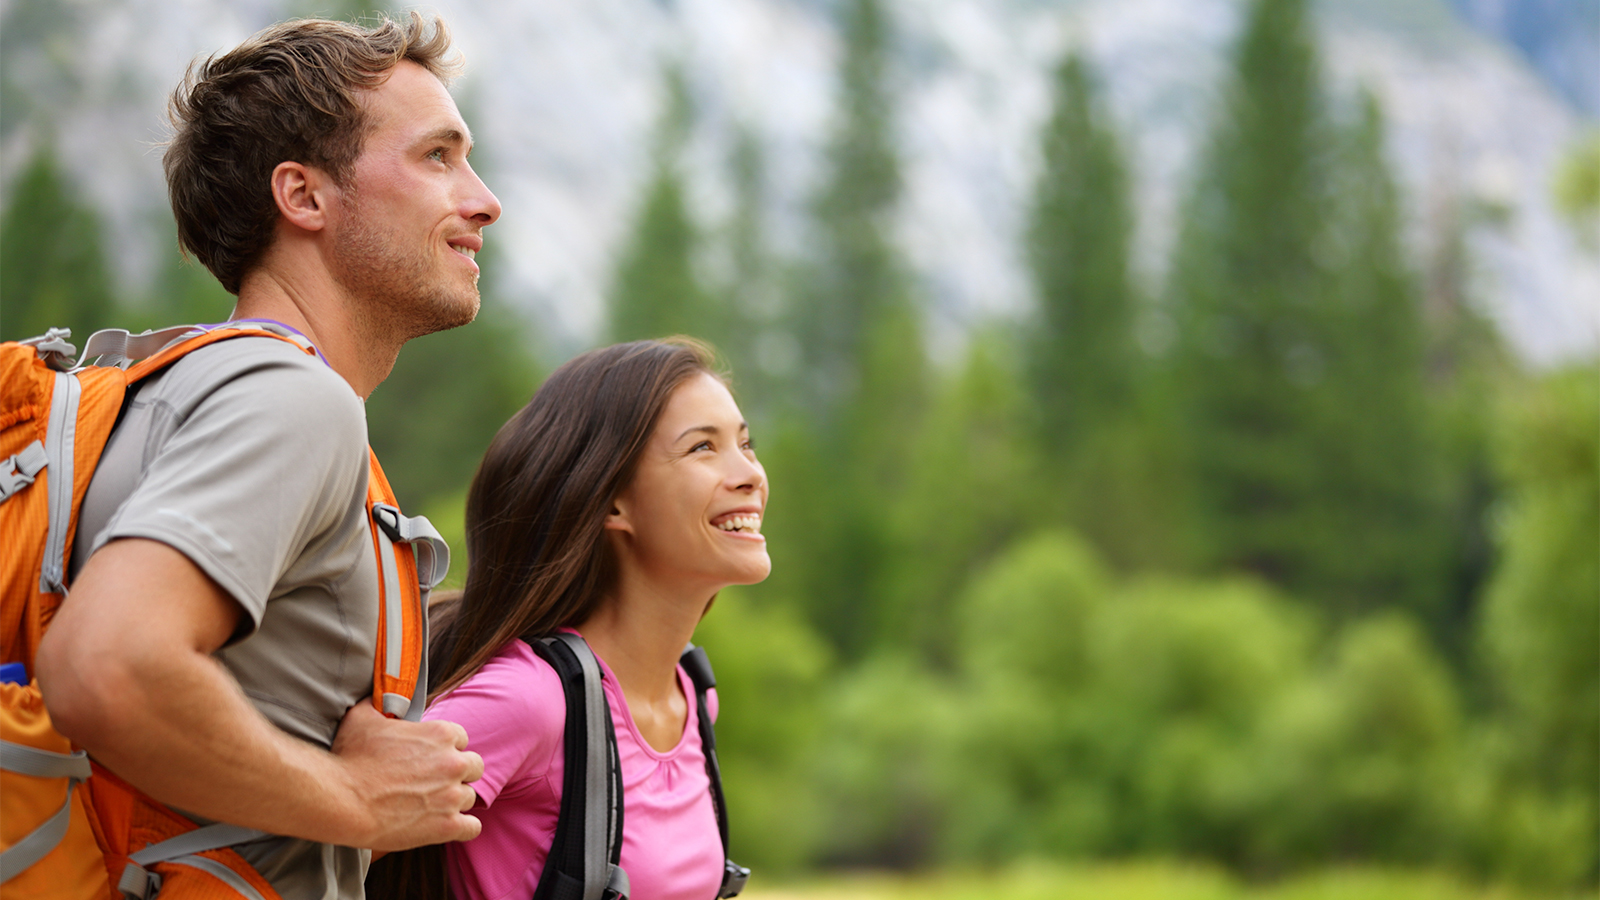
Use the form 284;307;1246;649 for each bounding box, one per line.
95;339;367;632
425;642;567;807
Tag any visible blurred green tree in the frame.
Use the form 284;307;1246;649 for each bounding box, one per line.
1024;50;1137;468
772;0;927;659
1022;50;1185;570
711;126;782;415
878;331;1038;666
1;147;119;341
609;64;715;344
1166;0;1448;622
1477;364;1599;883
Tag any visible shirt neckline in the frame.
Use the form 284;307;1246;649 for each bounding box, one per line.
558;628;698;762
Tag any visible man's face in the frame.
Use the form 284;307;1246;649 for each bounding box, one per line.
328;60;501;339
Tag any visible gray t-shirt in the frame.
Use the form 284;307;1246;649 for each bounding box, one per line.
72;329;378;899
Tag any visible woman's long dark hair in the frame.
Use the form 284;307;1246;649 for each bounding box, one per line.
366;338;717;900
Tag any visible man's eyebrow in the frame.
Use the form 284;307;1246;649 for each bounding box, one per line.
674;422;749;443
420;126;474;155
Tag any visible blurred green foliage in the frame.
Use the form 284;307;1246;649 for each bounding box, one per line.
1553;130;1599;251
3;0;1595;891
0;148;115;340
743;861;1596;900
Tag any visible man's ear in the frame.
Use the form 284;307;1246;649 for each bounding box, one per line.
270;161;334;233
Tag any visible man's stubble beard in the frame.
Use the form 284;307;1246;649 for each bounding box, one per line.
330;196;481;346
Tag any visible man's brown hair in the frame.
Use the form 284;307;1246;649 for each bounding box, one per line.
164;13;461;294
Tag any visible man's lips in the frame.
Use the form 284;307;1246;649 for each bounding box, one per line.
447;234;482;263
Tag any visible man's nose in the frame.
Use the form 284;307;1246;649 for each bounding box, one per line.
461;163;501;225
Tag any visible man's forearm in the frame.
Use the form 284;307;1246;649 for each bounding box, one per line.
37;538;481;851
43;638;374;845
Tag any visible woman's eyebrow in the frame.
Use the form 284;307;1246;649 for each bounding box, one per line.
674;422;749;443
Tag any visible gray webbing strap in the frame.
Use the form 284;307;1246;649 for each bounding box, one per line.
550;633;614;900
116;822;271;899
127;822;268;866
0;740;91;780
0;742;93;884
39;371;79;595
0;440;47;502
372;505;449;720
0;781;77;883
77;326;198;370
372;508;406;710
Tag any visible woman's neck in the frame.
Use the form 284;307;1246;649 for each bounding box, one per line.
574;575;712;752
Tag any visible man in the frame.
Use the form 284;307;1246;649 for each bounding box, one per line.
34;14;498;898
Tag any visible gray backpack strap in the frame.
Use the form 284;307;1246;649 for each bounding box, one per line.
38;369;81;595
75;325;199;370
0;741;92;883
550;633;625;900
115;822;272;900
526;634;628;900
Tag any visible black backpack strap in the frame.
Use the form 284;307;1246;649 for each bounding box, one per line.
679;644;750;898
526;635;630;900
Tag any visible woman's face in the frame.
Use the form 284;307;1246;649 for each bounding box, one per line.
606;371;771;593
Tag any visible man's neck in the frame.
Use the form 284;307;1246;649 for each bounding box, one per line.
232;263;401;400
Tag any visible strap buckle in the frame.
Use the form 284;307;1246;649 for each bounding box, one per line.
0;441;47;502
116;863;162;900
719;859;750;897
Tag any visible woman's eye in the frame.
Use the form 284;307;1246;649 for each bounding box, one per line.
690;440;713;452
741;438;756;452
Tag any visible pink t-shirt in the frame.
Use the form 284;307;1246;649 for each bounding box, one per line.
423;637;724;900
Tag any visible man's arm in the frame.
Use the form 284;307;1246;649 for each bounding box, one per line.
35;537;483;851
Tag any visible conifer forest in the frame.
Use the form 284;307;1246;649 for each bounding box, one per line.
3;0;1597;894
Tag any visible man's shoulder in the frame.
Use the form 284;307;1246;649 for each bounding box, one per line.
152;333;364;436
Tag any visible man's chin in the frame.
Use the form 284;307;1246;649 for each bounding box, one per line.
412;290;481;338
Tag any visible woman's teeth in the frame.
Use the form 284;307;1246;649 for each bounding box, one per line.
717;515;761;534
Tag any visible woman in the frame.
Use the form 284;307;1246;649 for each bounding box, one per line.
370;339;767;900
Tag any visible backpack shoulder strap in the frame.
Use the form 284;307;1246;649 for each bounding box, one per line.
526;634;629;900
679;644;749;898
364;452;447;721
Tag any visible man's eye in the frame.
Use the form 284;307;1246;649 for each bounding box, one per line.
427;148;446;162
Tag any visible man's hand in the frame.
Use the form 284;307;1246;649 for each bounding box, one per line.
330;702;483;850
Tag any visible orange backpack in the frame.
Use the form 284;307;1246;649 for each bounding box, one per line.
0;324;447;900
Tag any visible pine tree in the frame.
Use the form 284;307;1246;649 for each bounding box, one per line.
1024;50;1137;459
0;147;118;341
714;127;779;412
772;0;926;658
794;0;915;423
1167;0;1447;619
1020;50;1183;569
608;65;713;343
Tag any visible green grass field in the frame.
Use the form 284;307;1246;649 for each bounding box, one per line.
742;861;1598;900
